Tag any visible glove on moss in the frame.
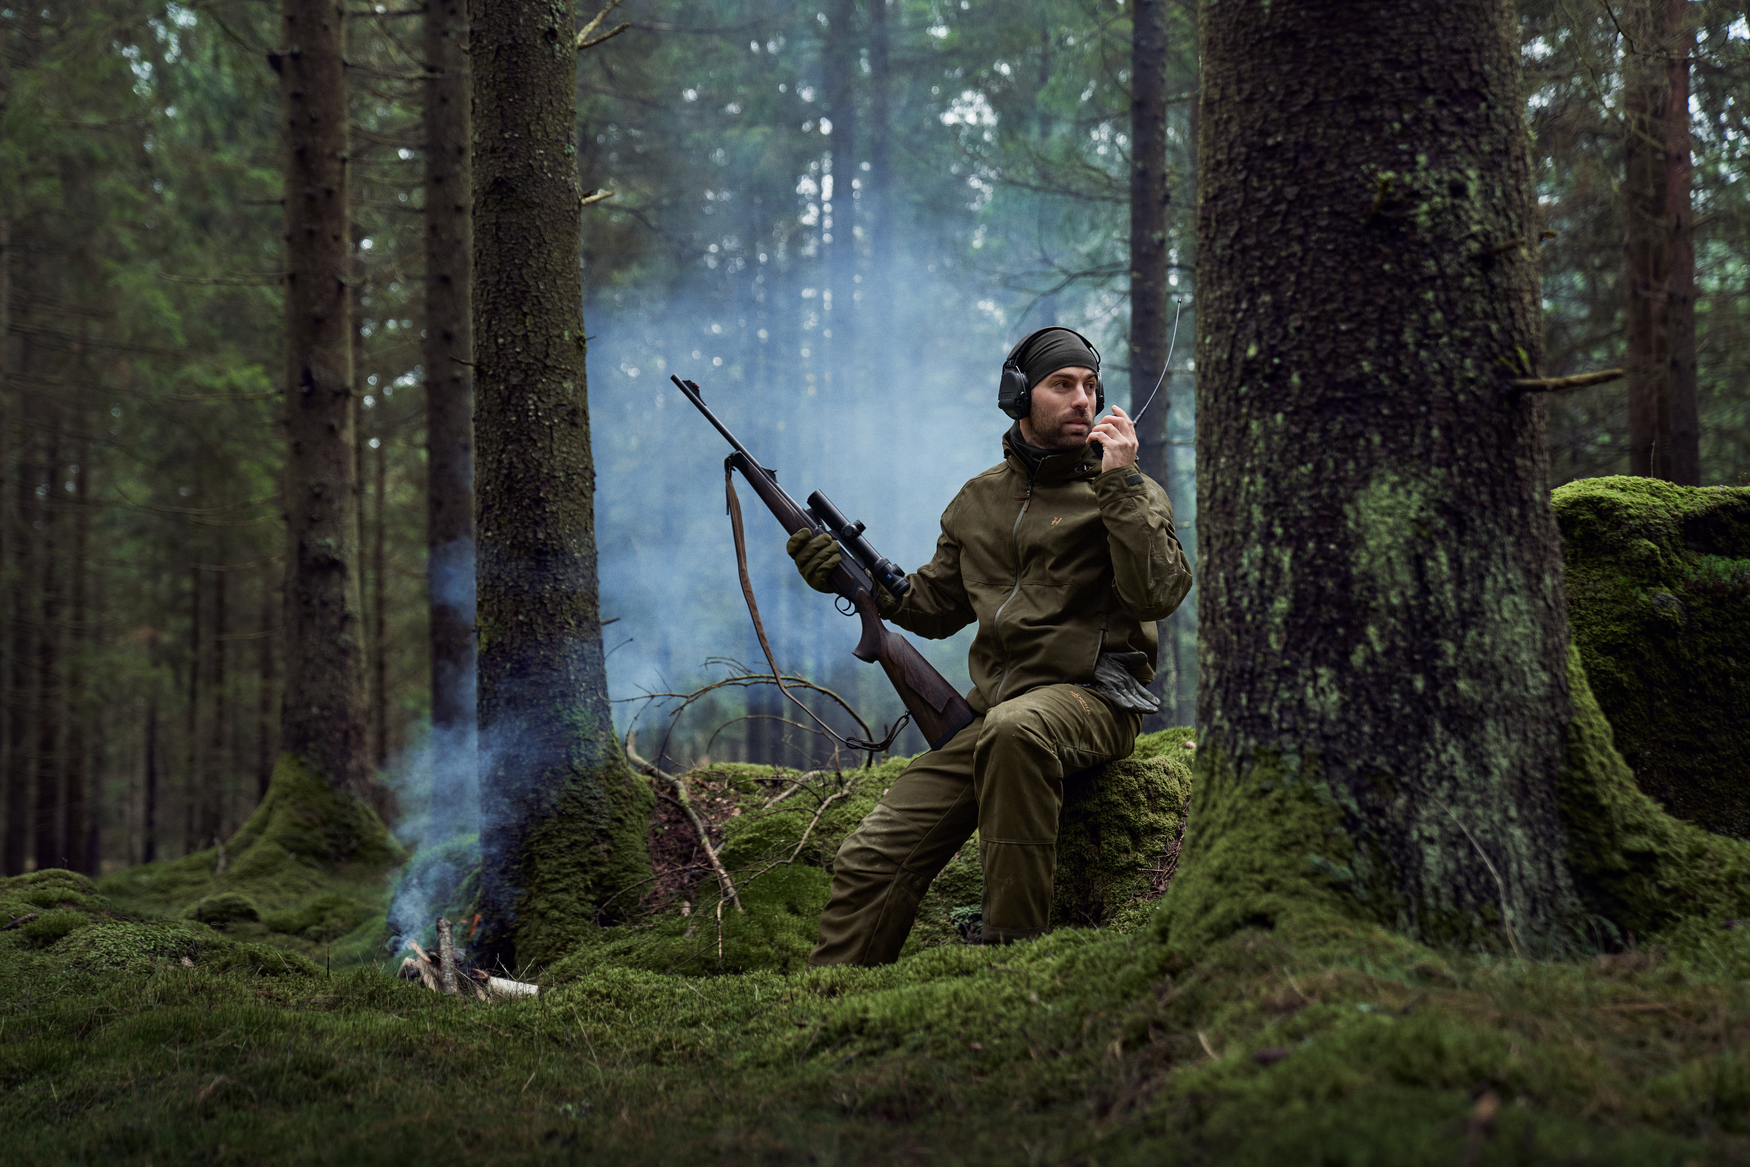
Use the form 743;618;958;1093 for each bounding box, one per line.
786;529;841;593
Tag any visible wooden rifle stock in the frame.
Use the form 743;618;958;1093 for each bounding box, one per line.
848;590;976;751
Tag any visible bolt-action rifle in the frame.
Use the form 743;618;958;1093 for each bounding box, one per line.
673;374;976;751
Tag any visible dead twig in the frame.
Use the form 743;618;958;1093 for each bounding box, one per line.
576;0;630;50
1509;368;1626;392
626;731;745;912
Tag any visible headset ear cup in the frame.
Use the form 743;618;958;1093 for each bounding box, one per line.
998;362;1031;420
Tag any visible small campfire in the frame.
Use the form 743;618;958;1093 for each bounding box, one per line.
396;916;538;1000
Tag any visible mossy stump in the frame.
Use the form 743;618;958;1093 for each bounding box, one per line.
1553;478;1750;837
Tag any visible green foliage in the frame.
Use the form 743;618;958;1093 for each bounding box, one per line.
1554;477;1750;836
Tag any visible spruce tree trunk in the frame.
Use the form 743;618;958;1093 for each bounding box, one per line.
1164;0;1585;955
275;0;368;795
1623;0;1698;484
473;0;652;967
422;0;476;747
4;409;32;874
1129;0;1178;729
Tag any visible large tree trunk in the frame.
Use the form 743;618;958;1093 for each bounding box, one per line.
1164;0;1585;956
275;0;368;795
1129;0;1178;730
422;0;476;754
32;433;63;872
1623;0;1699;484
3;400;31;875
473;0;652;968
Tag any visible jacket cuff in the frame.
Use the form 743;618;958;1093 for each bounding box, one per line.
1094;462;1152;500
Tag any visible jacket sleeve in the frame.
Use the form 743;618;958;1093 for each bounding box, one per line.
1094;465;1193;621
874;499;977;639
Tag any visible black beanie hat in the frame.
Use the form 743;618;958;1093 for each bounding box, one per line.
1015;327;1100;387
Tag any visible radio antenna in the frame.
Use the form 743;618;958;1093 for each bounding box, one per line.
1130;297;1185;424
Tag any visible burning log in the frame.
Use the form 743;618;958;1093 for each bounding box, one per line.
395;920;534;1000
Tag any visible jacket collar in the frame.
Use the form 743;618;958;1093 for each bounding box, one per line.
1002;426;1100;485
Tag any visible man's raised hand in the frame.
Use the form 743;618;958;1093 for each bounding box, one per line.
1090;404;1140;473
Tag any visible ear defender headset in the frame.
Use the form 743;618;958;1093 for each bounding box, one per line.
997;326;1103;420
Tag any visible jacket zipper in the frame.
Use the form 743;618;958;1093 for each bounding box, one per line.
989;471;1035;705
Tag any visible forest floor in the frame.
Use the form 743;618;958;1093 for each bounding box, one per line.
6;742;1750;1164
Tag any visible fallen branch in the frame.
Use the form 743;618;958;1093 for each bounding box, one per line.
579;188;615;208
1509;368;1626;392
478;971;539;998
626;730;745;913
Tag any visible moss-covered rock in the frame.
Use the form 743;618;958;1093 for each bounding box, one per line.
184;891;261;930
1556;646;1750;944
1553;477;1750;836
97;754;403;966
547;736;1195;977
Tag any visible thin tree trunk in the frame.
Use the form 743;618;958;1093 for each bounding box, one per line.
1170;0;1584;955
143;692;159;864
205;564;227;845
5;419;35;874
184;561;201;852
822;0;858;395
1130;0;1176;730
33;435;62;871
275;0;367;793
1624;0;1698;483
372;437;387;767
64;413;90;872
256;563;275;800
865;0;892;397
473;0;652;966
423;0;476;748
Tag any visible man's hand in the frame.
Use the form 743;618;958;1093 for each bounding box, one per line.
1090;404;1139;473
786;529;841;592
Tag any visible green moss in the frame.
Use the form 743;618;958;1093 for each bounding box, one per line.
96;754;403;967
1553;477;1750;836
1054;749;1193;932
1152;745;1375;955
509;758;656;969
1556;645;1750;945
15;909;92;948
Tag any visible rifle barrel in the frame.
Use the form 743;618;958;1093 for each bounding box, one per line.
672;375;764;469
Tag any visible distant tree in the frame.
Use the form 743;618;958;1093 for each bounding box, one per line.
472;0;651;967
1166;0;1588;952
423;0;475;753
1623;0;1699;483
273;0;370;793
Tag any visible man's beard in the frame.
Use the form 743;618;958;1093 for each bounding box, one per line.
1031;406;1092;449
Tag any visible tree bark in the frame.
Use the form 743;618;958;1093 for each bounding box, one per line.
205;564;228;845
372;436;387;767
275;0;368;794
1165;0;1584;955
1129;0;1178;730
473;0;652;967
865;0;893;396
423;0;476;744
1623;0;1698;484
3;385;30;876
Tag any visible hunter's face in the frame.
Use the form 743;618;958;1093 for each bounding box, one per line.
1022;366;1100;450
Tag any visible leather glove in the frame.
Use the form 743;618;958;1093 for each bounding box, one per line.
786;529;841;593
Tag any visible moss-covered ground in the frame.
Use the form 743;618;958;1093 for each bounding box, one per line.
8;719;1750;1161
9;863;1750;1164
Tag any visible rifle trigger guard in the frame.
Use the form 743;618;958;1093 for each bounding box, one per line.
835;594;854;616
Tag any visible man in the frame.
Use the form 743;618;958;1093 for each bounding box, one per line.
787;326;1193;965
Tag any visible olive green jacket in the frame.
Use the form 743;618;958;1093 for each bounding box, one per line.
878;433;1193;714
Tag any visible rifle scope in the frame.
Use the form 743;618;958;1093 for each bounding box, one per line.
806;491;911;598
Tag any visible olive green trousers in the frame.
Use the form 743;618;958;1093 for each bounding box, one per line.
808;683;1140;967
